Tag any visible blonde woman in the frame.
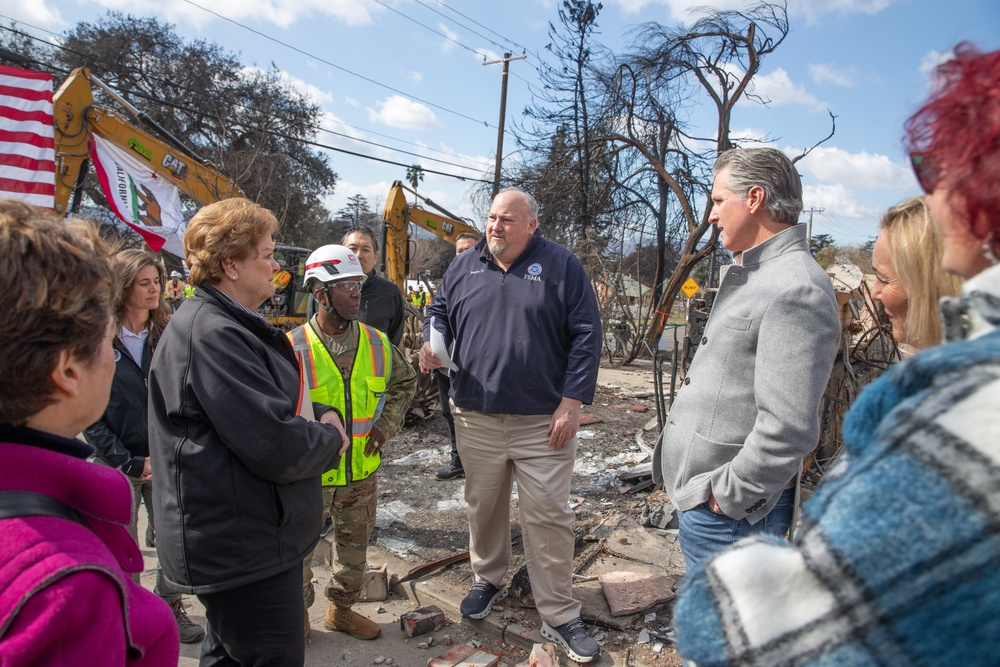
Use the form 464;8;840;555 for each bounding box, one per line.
871;196;961;352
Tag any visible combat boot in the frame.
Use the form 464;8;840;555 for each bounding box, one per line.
171;599;206;644
324;602;381;640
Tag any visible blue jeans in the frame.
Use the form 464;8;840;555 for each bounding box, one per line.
678;486;795;571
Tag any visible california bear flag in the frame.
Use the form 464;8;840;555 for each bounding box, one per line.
90;132;186;256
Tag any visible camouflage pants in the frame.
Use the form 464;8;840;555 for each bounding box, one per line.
302;473;377;609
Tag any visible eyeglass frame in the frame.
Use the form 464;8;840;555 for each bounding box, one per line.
910;152;942;195
322;279;364;293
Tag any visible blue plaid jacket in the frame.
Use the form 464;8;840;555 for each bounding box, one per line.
674;264;1000;666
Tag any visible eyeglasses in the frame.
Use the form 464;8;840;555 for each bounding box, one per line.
328;280;363;293
910;152;941;195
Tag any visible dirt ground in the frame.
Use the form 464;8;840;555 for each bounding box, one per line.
156;360;682;666
370;360;683;666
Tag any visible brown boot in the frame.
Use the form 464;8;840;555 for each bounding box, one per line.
324;602;381;640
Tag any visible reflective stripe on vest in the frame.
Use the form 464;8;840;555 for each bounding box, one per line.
287;322;390;486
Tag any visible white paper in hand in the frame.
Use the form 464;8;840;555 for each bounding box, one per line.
429;316;458;373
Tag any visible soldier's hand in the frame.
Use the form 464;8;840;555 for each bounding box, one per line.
365;427;386;456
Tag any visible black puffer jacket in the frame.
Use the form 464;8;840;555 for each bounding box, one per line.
148;284;343;595
85;337;153;478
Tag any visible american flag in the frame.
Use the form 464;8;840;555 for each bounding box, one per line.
0;65;55;208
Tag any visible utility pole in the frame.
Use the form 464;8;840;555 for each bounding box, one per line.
484;52;525;199
803;207;824;245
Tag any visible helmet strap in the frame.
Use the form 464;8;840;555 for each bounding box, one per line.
319;285;352;332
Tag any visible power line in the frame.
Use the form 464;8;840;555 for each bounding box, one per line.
369;0;486;59
427;0;531;55
409;0;515;56
178;0;496;129
0;20;492;178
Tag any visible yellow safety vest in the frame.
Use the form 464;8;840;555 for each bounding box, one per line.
288;322;390;486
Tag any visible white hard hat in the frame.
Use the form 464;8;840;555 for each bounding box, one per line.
170;270;182;278
303;244;367;289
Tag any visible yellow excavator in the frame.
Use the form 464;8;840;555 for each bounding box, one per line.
51;67;244;215
49;67;316;329
380;180;481;293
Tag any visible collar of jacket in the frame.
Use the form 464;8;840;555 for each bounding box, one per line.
735;223;809;269
0;424;93;460
478;228;543;272
197;283;298;370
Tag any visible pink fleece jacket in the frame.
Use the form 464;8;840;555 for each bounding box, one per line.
0;441;179;665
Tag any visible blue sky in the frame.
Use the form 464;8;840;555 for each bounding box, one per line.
5;0;999;246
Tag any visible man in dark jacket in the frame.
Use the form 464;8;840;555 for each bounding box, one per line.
420;188;603;664
343;227;405;347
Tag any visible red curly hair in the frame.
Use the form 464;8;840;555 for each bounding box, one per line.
904;43;1000;238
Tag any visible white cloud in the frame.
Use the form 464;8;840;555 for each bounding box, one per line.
5;0;64;29
802;183;878;222
606;0;895;25
809;63;856;87
368;96;441;130
745;68;827;112
795;146;914;191
407;71;423;85
919;48;955;88
344;97;360;107
438;22;459;55
76;0;376;30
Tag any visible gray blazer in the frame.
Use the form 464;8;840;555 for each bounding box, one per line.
654;224;840;525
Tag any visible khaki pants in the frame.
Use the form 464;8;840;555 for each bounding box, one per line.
453;405;581;626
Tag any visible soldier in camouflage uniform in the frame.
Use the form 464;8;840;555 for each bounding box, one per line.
292;245;416;640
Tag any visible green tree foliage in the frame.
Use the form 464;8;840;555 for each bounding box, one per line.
0;13;338;248
810;233;835;256
405;165;425;199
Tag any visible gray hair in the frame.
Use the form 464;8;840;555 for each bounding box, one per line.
713;148;802;225
496;187;539;220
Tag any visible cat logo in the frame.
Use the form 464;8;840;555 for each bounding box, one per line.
136;184;163;227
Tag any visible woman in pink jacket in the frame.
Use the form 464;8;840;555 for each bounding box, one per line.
0;200;179;666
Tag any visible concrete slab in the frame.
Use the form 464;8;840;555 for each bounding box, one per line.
598;572;677;617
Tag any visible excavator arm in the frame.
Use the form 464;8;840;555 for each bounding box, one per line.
381;180;480;290
52;67;243;215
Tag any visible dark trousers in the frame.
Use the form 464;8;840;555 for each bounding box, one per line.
437;370;458;462
197;565;305;667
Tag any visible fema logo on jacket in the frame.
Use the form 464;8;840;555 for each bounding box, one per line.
525;263;543;282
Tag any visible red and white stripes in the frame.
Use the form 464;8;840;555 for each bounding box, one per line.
0;65;55;208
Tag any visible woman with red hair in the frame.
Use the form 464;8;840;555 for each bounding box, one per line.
671;43;1000;667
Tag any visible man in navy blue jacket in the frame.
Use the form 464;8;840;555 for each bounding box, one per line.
420;188;603;664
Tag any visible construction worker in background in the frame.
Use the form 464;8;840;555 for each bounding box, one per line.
292;244;416;641
165;270;184;312
182;275;196;299
416;285;428;315
273;266;292;292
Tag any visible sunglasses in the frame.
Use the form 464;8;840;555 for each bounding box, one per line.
910;152;941;195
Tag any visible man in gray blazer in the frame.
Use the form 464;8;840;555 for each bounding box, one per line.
654;147;841;570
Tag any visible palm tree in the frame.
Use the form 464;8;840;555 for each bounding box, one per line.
405;164;424;203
